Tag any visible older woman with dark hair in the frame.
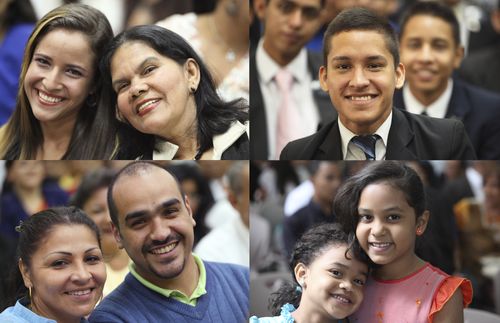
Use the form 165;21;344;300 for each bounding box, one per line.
100;25;249;160
0;207;106;322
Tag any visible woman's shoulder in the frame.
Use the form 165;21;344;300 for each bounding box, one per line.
0;300;55;323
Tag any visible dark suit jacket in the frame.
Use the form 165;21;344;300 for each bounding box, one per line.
250;48;336;159
459;44;500;94
394;79;500;159
280;108;477;160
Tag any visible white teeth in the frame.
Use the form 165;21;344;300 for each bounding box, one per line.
67;289;91;296
350;96;373;101
370;242;391;248
38;91;63;103
150;242;176;255
333;295;350;303
137;99;159;113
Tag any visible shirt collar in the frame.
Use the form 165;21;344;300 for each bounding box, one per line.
403;79;453;118
256;39;308;84
152;121;248;160
129;253;207;306
338;111;392;160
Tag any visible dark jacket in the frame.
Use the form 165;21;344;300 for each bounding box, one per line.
250;48;336;159
280;108;477;160
394;78;500;159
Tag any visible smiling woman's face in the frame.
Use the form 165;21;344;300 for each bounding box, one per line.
110;41;199;139
20;224;106;322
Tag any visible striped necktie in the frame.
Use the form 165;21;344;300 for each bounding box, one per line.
351;135;380;160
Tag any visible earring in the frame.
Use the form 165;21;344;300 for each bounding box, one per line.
416;228;423;236
28;286;32;300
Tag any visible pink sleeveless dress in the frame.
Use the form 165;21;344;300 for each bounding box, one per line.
350;263;472;323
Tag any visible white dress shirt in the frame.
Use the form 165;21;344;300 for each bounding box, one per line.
339;111;392;160
256;40;320;159
403;79;453;118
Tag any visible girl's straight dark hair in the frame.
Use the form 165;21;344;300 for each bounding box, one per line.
334;161;426;235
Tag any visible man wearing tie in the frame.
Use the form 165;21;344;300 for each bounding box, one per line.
280;7;477;160
394;1;500;159
251;0;336;159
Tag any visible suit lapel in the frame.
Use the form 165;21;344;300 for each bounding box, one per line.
250;50;269;159
317;121;343;159
386;109;419;159
445;80;470;122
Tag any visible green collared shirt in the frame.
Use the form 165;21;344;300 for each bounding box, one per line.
129;253;207;306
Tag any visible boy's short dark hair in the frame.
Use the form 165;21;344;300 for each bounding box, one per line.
399;1;461;47
322;7;400;67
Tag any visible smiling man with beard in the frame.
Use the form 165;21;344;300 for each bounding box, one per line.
280;7;477;160
89;162;249;322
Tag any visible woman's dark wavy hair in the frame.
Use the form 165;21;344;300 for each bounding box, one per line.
0;4;119;159
2;207;101;309
269;223;369;316
100;25;248;158
333;161;427;235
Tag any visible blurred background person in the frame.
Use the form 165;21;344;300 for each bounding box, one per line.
0;161;68;242
459;0;500;93
251;0;336;160
194;161;249;267
125;0;193;27
156;0;249;103
70;168;130;297
167;163;214;246
30;0;126;34
0;0;36;126
394;1;500;159
282;161;342;257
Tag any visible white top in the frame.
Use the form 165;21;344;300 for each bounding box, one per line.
256;40;320;160
339;111;392;160
403;78;453;118
152;121;248;160
156;13;249;103
283;179;314;217
194;213;249;267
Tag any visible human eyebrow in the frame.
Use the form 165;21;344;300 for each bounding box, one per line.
330;261;349;269
124;198;181;223
124;210;149;224
331;56;351;62
366;56;388;63
66;63;88;76
155;198;181;214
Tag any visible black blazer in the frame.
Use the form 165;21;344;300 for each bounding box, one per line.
250;48;336;159
394;79;500;159
280;108;477;160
